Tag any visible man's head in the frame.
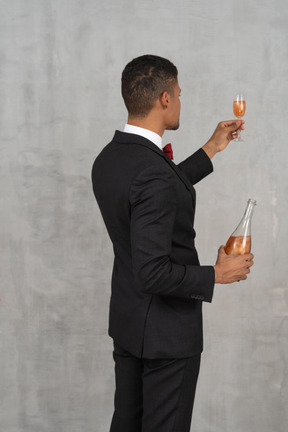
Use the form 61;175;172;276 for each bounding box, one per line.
121;55;179;120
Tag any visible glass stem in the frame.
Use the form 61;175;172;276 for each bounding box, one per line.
237;117;242;140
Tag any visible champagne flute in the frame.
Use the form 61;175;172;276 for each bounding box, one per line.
233;93;246;142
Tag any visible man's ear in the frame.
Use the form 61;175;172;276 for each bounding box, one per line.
160;91;170;108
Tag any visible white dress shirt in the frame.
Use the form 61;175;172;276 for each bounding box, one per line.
123;124;164;150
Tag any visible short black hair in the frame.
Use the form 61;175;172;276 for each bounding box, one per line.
121;54;178;117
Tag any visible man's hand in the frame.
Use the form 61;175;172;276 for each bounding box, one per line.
202;120;245;159
213;245;254;284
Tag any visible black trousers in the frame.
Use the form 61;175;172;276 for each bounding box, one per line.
110;343;201;432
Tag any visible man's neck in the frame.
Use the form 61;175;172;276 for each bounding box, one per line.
127;115;165;137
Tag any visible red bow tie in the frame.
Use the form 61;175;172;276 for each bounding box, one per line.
163;143;173;160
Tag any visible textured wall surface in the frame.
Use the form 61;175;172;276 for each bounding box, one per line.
1;0;287;431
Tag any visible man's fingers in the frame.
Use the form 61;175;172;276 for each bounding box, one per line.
220;120;245;132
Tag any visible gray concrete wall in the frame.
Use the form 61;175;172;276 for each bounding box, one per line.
0;0;287;431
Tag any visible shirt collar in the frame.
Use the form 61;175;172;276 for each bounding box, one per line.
123;124;163;150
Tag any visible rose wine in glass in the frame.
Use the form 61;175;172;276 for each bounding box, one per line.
233;93;246;142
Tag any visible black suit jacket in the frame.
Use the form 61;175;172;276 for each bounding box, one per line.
92;131;215;359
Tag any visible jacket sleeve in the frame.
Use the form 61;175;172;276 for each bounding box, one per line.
129;165;215;302
178;148;213;185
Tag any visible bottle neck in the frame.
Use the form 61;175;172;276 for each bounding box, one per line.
243;199;256;223
233;199;256;237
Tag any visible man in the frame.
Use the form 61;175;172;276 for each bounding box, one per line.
92;54;254;432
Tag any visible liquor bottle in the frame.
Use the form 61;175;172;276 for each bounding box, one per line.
224;199;256;256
